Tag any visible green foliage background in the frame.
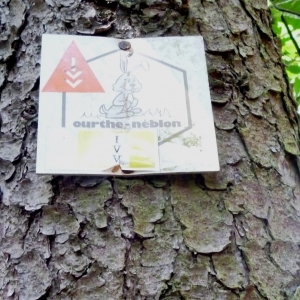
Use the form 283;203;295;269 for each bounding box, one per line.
269;0;300;105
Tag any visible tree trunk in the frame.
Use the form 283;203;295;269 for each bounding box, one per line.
0;0;300;299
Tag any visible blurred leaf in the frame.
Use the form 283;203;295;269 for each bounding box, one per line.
270;7;283;35
272;0;300;15
270;0;300;106
294;77;300;95
286;64;300;74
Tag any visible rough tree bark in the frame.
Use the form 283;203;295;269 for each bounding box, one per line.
0;0;300;299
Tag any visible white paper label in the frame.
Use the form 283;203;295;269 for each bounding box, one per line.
37;35;219;175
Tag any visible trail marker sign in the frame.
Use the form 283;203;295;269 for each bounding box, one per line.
37;34;219;175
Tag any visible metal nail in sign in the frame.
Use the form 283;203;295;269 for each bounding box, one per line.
36;35;219;175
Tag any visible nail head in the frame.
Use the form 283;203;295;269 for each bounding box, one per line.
119;41;131;51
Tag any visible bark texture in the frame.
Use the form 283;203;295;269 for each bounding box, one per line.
0;0;300;299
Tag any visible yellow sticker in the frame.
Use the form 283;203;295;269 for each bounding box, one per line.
129;130;157;169
77;129;159;171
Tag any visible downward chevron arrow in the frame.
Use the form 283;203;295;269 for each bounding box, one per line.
66;79;83;88
66;70;82;79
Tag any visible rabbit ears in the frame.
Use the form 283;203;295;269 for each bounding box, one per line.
119;53;150;74
120;53;128;74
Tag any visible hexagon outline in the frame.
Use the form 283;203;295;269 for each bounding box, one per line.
86;50;192;145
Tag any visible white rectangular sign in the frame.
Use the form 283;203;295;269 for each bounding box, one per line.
36;34;219;175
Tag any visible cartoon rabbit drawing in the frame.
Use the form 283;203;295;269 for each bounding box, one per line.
100;53;149;119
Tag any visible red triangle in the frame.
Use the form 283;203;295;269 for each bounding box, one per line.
42;41;105;93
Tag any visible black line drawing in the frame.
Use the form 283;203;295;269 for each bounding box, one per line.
142;108;172;118
99;53;149;119
76;49;192;146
